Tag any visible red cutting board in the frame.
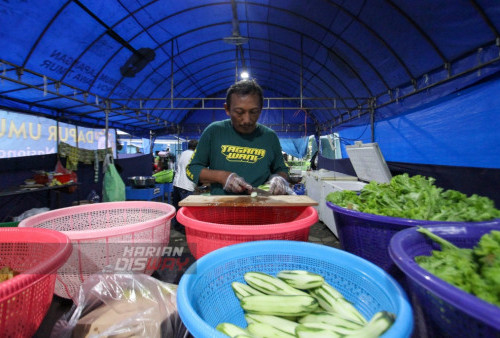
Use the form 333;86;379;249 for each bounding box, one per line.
178;195;318;207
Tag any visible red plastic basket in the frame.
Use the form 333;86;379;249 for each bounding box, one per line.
0;228;72;337
176;206;318;259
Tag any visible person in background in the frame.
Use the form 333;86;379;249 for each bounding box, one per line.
171;139;198;233
186;79;292;195
153;150;160;171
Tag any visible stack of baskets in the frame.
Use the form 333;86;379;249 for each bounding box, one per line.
19;201;175;302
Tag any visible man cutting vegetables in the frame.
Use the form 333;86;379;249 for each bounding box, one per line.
186;79;292;195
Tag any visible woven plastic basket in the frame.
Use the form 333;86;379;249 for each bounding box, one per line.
19;201;175;302
176;206;318;259
177;240;413;337
0;228;72;337
389;224;500;337
327;201;500;281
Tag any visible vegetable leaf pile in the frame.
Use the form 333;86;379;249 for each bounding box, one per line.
325;173;500;222
415;227;500;307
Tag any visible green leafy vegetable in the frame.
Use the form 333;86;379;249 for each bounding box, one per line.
415;227;500;307
325;173;500;222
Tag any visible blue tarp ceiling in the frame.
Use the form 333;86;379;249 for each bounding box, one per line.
1;1;500;139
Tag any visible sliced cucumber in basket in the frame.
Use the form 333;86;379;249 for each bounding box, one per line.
216;270;396;338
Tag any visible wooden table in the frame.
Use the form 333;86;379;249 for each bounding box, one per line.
0;183;79;198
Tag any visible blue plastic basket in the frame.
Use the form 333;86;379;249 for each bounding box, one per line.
389;224;500;337
327;201;500;282
177;240;413;338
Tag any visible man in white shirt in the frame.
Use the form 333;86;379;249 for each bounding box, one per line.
171;139;198;233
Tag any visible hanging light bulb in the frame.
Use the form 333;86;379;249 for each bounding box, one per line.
240;69;249;79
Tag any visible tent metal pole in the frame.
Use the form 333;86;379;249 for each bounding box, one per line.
235;47;239;83
370;108;375;142
56;120;60;156
105;101;109;154
300;35;303;109
171;40;174;109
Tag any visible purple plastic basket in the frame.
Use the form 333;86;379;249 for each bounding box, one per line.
388;224;500;337
326;201;500;280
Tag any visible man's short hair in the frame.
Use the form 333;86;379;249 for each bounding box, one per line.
187;139;198;150
225;79;263;110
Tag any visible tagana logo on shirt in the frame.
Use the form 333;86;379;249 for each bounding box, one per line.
221;145;266;163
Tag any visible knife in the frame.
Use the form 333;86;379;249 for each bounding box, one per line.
251;187;272;196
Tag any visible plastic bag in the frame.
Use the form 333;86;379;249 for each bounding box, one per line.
13;207;49;222
55;158;78;184
55;158;72;174
51;272;188;338
87;190;100;203
102;154;125;202
153;169;174;183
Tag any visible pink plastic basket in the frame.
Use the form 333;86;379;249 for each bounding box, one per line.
176;206;318;259
19;201;175;302
0;228;72;337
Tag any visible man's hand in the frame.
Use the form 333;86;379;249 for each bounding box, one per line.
223;173;252;193
269;174;292;195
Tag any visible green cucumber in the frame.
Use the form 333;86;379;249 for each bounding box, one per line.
297;321;358;335
344;311;396;338
240;295;318;316
276;270;325;289
244;272;308;296
216;322;249;337
309;283;366;324
245;313;298;335
232;281;265;300
295;323;343;338
247;322;296;337
298;311;364;330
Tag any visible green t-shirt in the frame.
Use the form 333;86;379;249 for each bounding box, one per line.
186;120;288;195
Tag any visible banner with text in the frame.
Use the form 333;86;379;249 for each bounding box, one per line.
0;110;116;158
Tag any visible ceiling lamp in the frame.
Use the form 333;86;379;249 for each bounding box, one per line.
240;70;249;79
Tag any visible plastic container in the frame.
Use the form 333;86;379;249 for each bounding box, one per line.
176;206;318;259
321;180;366;237
327;201;500;281
389;224;500;337
293;183;306;195
177;240;413;338
19;201;175;302
34;172;49;185
0;228;72;337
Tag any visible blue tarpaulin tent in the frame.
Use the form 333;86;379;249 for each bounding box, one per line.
280;137;309;159
0;1;499;186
